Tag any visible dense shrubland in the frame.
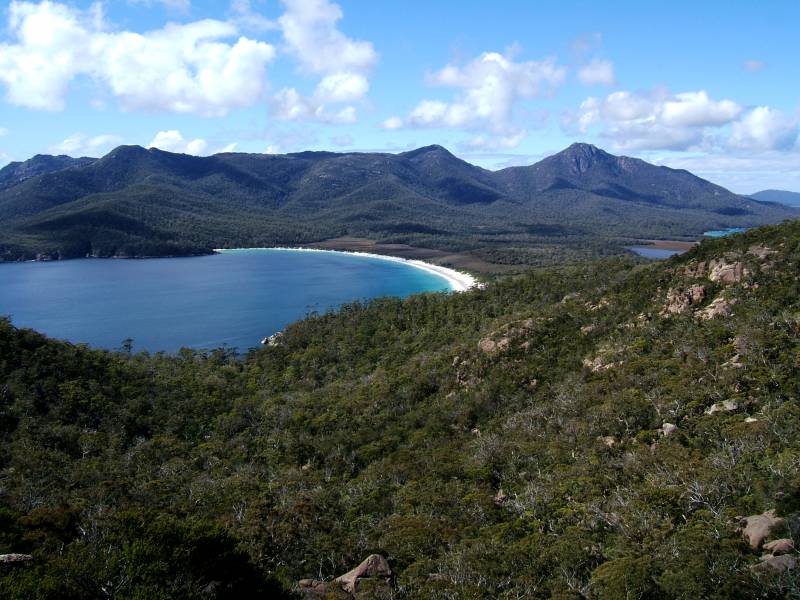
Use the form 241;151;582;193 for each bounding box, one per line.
1;222;799;598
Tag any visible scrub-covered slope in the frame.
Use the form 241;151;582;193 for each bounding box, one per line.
1;221;799;598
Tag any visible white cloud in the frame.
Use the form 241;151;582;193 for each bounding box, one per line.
230;0;276;32
49;133;122;155
0;1;276;116
729;106;798;151
314;72;369;103
272;87;357;123
743;59;767;72
278;0;377;75
271;0;377;123
388;50;565;149
650;151;800;194
567;88;743;150
577;58;615;86
381;116;403;130
148;130;208;155
217;142;238;153
462;130;528;151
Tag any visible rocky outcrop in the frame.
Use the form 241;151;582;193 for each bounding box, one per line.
478;318;539;354
708;259;745;284
763;538;795;555
662;285;706;315
747;244;777;260
299;555;394;599
478;337;510;354
699;295;736;320
661;423;677;437
751;554;797;575
739;509;786;550
0;554;33;565
705;400;739;415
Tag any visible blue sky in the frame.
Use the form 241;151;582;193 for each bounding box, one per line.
0;0;798;192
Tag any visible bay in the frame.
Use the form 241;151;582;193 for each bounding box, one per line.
0;249;453;353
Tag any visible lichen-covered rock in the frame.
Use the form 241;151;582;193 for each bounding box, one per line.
478;337;509;354
662;285;706;315
751;554;796;574
763;538;795;555
705;399;739;415
708;259;745;284
0;554;33;565
747;244;777;260
299;555;394;599
598;435;617;448
739;509;786;550
335;554;394;595
699;295;736;320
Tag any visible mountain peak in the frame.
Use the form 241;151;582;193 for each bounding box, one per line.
401;144;456;160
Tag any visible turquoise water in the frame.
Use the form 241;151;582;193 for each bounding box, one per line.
703;227;746;237
0;249;452;353
626;246;683;259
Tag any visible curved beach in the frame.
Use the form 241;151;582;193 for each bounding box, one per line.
213;247;478;292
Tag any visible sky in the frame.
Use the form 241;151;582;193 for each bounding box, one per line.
0;0;798;193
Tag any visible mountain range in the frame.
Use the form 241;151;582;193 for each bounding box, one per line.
0;143;795;263
751;189;800;207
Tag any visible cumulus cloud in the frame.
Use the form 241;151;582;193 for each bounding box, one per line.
270;0;376;123
278;0;377;75
728;106;798;151
148;130;208;155
461;130;528;151
272;88;357;123
566;88;743;150
49;133;122;155
386;50;565;149
743;59;767;72
651;151;800;194
577;58;615;86
0;1;276;116
229;0;276;32
381;116;403;130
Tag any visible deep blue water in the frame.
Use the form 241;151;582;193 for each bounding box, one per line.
626;246;683;259
0;249;452;353
703;227;747;238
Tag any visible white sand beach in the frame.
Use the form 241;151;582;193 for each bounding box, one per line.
213;247;478;292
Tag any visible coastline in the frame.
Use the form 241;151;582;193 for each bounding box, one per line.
213;247;478;292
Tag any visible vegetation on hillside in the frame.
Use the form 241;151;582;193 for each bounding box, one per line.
0;144;795;265
1;221;799;598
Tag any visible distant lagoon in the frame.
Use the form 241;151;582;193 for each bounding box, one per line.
703;227;747;237
0;249;457;353
626;246;683;259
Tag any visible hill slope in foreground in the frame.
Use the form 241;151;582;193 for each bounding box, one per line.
0;143;795;266
1;220;799;598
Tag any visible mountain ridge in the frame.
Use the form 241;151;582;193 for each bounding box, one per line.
0;143;795;264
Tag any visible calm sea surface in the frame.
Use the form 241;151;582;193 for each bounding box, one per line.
0;249;452;353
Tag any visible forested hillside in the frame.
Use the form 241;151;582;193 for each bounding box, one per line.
1;221;799;598
0;144;795;265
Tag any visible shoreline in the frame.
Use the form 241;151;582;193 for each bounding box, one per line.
213;247;479;292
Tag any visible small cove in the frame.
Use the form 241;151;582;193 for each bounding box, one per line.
0;249;458;353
